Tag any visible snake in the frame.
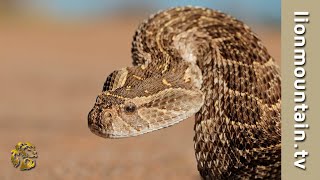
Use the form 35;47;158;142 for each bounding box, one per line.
88;6;281;179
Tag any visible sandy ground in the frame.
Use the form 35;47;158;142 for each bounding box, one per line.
0;16;280;180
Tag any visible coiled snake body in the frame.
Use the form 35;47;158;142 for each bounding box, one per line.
88;7;281;179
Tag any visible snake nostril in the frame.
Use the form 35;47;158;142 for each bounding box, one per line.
105;112;112;118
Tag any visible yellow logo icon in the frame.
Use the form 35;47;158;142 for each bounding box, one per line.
11;142;38;171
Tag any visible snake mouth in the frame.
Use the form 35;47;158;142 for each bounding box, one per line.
88;107;110;138
88;124;110;138
89;125;137;139
89;120;144;139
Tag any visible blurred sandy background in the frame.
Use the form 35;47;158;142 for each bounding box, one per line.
0;1;280;180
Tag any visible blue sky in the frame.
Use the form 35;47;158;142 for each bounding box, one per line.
26;0;280;24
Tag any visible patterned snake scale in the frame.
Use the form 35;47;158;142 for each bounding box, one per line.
88;6;281;179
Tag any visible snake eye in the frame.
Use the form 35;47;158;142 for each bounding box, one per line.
124;102;137;113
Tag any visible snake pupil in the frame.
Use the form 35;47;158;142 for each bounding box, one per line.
124;103;136;113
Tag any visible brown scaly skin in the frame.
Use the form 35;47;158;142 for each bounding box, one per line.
88;6;281;179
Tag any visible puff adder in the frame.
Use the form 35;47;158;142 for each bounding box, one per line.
88;6;281;180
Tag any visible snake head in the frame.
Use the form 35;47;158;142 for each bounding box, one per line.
88;62;204;138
